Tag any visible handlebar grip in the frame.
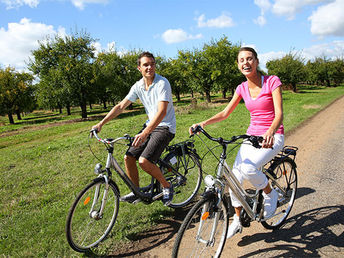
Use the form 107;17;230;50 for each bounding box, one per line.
191;125;202;134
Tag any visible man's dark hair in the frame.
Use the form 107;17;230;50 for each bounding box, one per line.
137;51;155;66
238;47;258;60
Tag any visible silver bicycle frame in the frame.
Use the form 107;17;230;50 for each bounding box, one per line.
217;157;259;220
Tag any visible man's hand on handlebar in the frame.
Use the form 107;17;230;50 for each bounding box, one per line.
92;123;103;134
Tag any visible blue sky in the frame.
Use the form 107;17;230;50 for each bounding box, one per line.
1;0;344;71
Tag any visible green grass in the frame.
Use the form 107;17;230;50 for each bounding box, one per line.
0;84;344;256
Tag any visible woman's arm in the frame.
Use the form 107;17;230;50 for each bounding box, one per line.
189;92;242;134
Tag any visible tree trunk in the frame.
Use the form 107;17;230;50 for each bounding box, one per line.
205;90;211;103
292;83;297;93
16;110;22;120
81;103;87;118
222;89;226;99
103;100;107;109
175;89;181;102
8;112;14;124
58;103;62;114
66;103;71;115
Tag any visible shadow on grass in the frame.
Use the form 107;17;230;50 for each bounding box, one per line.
85;199;199;257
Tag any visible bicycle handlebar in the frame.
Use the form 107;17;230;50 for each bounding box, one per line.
90;129;133;145
191;125;263;148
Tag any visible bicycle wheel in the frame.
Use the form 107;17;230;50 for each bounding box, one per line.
172;195;229;258
161;152;202;208
66;177;120;252
262;157;297;229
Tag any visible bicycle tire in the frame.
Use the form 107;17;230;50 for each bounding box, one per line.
262;157;297;229
172;195;229;258
66;177;120;253
161;151;202;208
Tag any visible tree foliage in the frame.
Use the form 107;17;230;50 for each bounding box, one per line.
266;52;306;92
0;67;34;123
3;31;343;123
29;30;95;118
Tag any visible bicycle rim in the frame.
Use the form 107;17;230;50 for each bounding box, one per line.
163;152;202;208
66;178;119;252
172;197;228;258
262;159;297;229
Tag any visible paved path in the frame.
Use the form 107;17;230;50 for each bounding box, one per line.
220;95;344;257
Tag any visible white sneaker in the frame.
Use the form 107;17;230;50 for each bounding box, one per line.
226;214;242;239
263;188;278;218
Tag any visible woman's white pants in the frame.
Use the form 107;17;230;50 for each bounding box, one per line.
229;134;284;207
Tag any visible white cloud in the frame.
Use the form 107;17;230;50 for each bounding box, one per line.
1;0;39;9
71;0;108;10
92;41;119;56
253;0;271;26
0;18;66;71
254;15;267;26
197;14;235;28
259;40;344;71
272;0;326;20
162;29;202;44
259;51;286;71
254;0;272;11
302;40;344;59
309;0;344;37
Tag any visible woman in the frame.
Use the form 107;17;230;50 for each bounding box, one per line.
189;47;284;239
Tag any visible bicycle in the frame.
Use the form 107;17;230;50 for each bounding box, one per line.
172;125;298;258
66;129;202;253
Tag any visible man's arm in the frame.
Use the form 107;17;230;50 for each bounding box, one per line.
132;101;168;147
92;98;132;132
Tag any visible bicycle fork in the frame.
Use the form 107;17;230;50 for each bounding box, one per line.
196;201;222;247
89;174;109;220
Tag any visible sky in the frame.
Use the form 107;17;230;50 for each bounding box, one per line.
1;0;344;72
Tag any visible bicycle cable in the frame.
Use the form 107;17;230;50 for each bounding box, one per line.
88;134;103;163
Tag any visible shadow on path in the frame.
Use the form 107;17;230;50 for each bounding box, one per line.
237;205;344;257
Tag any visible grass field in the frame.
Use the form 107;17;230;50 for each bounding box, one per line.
1;85;344;256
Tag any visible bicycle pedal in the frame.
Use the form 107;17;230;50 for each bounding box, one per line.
132;198;142;204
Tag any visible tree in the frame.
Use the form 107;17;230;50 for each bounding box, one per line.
93;50;126;108
266;52;306;92
29;30;96;118
158;57;187;102
178;49;216;102
0;67;34;124
330;58;344;86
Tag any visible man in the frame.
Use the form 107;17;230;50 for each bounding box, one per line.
92;51;176;205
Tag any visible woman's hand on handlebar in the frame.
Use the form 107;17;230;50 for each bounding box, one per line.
189;122;205;135
262;131;274;148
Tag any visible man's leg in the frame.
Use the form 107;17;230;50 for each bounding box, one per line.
124;154;140;187
138;157;170;188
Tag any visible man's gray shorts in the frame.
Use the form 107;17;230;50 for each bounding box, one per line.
126;126;175;164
